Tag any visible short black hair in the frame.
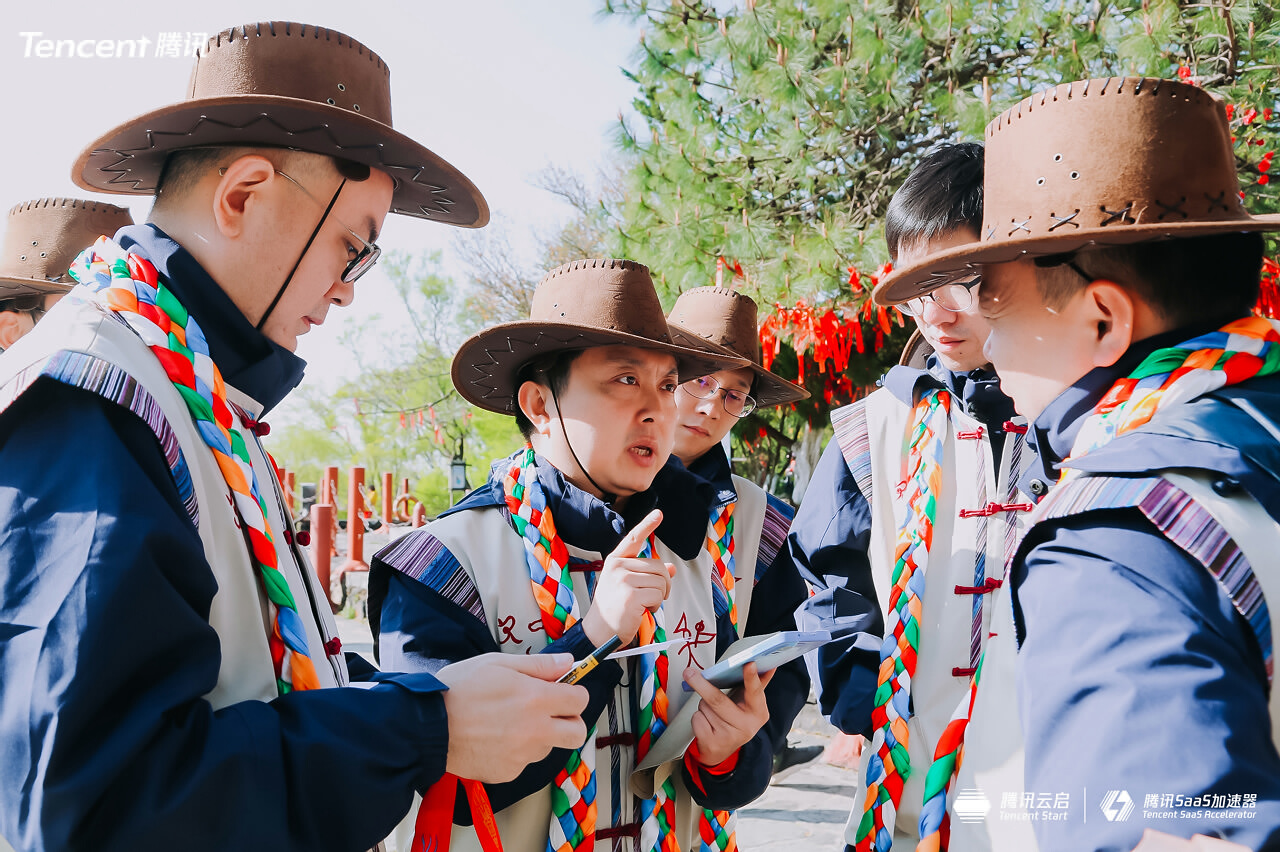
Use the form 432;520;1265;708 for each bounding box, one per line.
514;350;583;439
884;142;985;260
155;147;372;204
1035;232;1264;327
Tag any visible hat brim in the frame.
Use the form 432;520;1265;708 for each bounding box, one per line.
897;328;933;369
72;96;489;227
666;323;810;407
0;276;74;298
452;321;751;415
873;215;1280;306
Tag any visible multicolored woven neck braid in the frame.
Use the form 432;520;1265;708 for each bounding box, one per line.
67;237;319;694
502;445;596;852
635;548;677;852
699;502;740;852
855;389;951;852
1063;316;1280;480
915;657;983;852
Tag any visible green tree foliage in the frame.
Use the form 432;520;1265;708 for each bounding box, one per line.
601;0;1280;492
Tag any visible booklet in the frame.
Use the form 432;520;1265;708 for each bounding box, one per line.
632;630;833;775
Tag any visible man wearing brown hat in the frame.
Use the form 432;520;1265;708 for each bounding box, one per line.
664;286;817;785
0;198;135;351
368;259;807;852
0;23;591;852
876;77;1280;851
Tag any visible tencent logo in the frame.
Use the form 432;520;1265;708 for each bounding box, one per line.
1100;790;1135;822
953;788;992;824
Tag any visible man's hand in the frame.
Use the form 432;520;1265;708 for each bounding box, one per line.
437;653;588;783
581;509;676;645
684;662;775;767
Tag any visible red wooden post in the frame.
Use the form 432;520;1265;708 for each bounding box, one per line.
284;471;296;515
310;503;336;613
324;466;340;556
342;466;369;573
412;502;427;528
382;471;394;526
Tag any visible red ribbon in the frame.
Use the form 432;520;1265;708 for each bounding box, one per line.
413;774;504;852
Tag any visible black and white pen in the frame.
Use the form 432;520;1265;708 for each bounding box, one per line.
556;635;623;685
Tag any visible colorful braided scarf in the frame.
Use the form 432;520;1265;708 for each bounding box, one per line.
698;502;740;852
67;237;319;694
914;316;1280;852
503;445;681;852
855;389;951;852
1063;316;1280;477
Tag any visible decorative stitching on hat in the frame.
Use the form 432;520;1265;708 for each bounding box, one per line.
1009;217;1031;236
1099;203;1135;226
537;258;647;287
1205;191;1231;213
8;198;129;217
208;22;387;73
1048;210;1081;231
1155;197;1189;220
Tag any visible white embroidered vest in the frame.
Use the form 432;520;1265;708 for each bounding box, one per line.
837;387;1031;851
0;295;346;710
385;476;769;852
957;469;1280;851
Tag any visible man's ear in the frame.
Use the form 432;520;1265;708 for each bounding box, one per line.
1082;280;1136;369
211;154;277;239
517;380;554;438
0;311;29;350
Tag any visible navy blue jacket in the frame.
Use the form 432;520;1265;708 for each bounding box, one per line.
1011;324;1280;852
370;445;808;822
0;226;452;852
789;358;1016;736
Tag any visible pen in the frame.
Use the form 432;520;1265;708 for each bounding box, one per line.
557;635;624;684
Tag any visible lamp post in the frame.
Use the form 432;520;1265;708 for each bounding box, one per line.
449;436;469;505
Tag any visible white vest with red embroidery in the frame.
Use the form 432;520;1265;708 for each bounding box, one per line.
0;295;347;710
385;473;770;852
834;386;1033;851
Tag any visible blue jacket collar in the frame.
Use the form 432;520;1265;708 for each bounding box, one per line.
680;445;737;511
1020;319;1247;495
114;224;306;414
883;355;1016;427
445;448;706;559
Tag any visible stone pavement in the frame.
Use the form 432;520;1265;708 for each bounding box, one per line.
336;613;857;852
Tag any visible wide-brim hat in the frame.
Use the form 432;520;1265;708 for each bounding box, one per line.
72;22;487;227
665;286;810;407
897;328;933;369
0;198;134;298
874;77;1280;305
452;259;750;414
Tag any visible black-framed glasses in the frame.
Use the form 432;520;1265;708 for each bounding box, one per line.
0;295;46;323
680;375;757;418
273;170;382;284
218;166;382;284
898;274;982;317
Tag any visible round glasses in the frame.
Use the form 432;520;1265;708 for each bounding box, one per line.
898;274;981;317
681;375;757;418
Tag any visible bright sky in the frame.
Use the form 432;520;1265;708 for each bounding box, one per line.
1;1;640;408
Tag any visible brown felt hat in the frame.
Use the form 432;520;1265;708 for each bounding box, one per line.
897;328;933;369
666;286;809;407
73;21;487;227
0;198;135;298
452;259;749;414
874;77;1280;305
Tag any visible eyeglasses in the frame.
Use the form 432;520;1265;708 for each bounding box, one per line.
0;295;46;323
218;166;382;284
273;170;382;284
680;375;757;418
898;274;982;317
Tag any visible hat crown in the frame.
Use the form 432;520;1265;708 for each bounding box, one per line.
982;76;1243;245
667;286;762;366
189;22;392;127
531;259;674;344
0;198;134;291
